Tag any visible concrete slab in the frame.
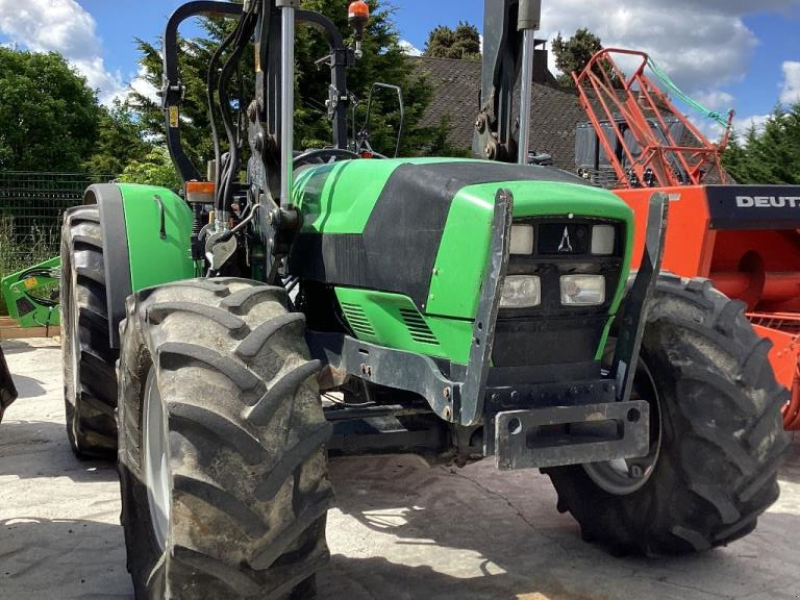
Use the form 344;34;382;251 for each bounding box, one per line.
1;338;798;600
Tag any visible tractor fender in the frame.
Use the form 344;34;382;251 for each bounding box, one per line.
84;183;196;349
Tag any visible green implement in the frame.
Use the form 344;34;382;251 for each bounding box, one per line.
1;257;61;330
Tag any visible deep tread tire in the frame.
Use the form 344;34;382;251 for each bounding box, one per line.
0;345;17;422
61;205;118;457
546;275;789;556
118;278;332;599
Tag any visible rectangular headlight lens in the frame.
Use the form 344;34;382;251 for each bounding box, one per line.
510;225;534;255
591;225;616;255
561;275;605;306
501;275;541;308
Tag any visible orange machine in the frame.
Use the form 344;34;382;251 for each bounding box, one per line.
575;49;800;429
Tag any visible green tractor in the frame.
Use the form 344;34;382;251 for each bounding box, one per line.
59;0;788;597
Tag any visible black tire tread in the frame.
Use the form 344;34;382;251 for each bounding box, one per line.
61;204;118;458
547;276;789;556
117;278;332;599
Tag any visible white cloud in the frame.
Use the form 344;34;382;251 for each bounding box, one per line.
538;1;783;94
129;64;160;104
399;40;422;57
0;0;125;104
693;91;735;113
780;61;800;105
533;1;800;146
733;114;770;133
542;0;772;94
727;60;800;138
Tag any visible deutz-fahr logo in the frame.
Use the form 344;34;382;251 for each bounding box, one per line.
736;195;800;208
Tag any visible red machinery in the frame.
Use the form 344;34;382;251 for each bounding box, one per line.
574;48;800;430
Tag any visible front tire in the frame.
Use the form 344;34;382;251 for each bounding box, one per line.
61;205;118;457
547;276;789;556
117;278;332;599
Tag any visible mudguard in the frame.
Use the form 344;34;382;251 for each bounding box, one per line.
84;183;196;348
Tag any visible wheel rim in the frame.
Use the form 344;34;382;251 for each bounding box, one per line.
68;271;81;406
583;357;663;496
144;368;171;551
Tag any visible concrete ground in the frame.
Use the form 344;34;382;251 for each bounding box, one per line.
1;338;799;600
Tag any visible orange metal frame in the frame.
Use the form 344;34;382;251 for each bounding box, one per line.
574;49;733;189
574;48;800;430
617;187;800;430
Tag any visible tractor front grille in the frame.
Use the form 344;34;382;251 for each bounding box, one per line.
493;217;626;368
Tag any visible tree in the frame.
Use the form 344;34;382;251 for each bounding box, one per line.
552;28;621;88
0;48;101;172
722;103;800;184
128;0;442;168
85;100;151;177
118;147;183;190
423;22;481;60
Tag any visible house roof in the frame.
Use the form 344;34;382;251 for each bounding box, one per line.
411;56;585;171
411;56;730;184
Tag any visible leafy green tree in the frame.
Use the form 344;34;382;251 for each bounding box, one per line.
118;147;182;190
128;0;441;168
552;28;621;88
723;104;800;184
0;48;101;171
423;22;481;60
85;100;151;177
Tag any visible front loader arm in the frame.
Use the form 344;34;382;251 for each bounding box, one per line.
474;0;541;163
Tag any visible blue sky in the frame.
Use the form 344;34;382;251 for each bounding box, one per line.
1;0;798;133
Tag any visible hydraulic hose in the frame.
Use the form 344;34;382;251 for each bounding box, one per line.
218;7;257;218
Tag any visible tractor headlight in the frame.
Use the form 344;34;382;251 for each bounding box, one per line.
510;225;534;255
501;276;541;308
591;225;616;256
561;275;605;306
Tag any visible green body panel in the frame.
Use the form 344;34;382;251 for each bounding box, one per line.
295;158;635;366
1;257;61;328
2;185;195;330
427;180;634;319
294;158;472;234
117;184;196;292
335;287;473;364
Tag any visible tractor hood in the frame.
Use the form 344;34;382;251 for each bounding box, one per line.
290;158;634;364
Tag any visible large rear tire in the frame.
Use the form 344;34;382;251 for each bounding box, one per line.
61;205;118;457
0;344;17;422
118;278;332;599
547;275;789;556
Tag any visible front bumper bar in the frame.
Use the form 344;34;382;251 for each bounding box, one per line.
309;188;668;470
495;401;650;470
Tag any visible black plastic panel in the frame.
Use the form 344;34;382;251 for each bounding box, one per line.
706;185;800;230
290;161;592;310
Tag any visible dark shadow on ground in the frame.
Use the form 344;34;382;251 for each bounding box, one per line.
0;340;57;356
778;440;800;484
9;374;46;399
323;452;799;600
319;554;574;600
0;419;117;483
0;517;132;599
